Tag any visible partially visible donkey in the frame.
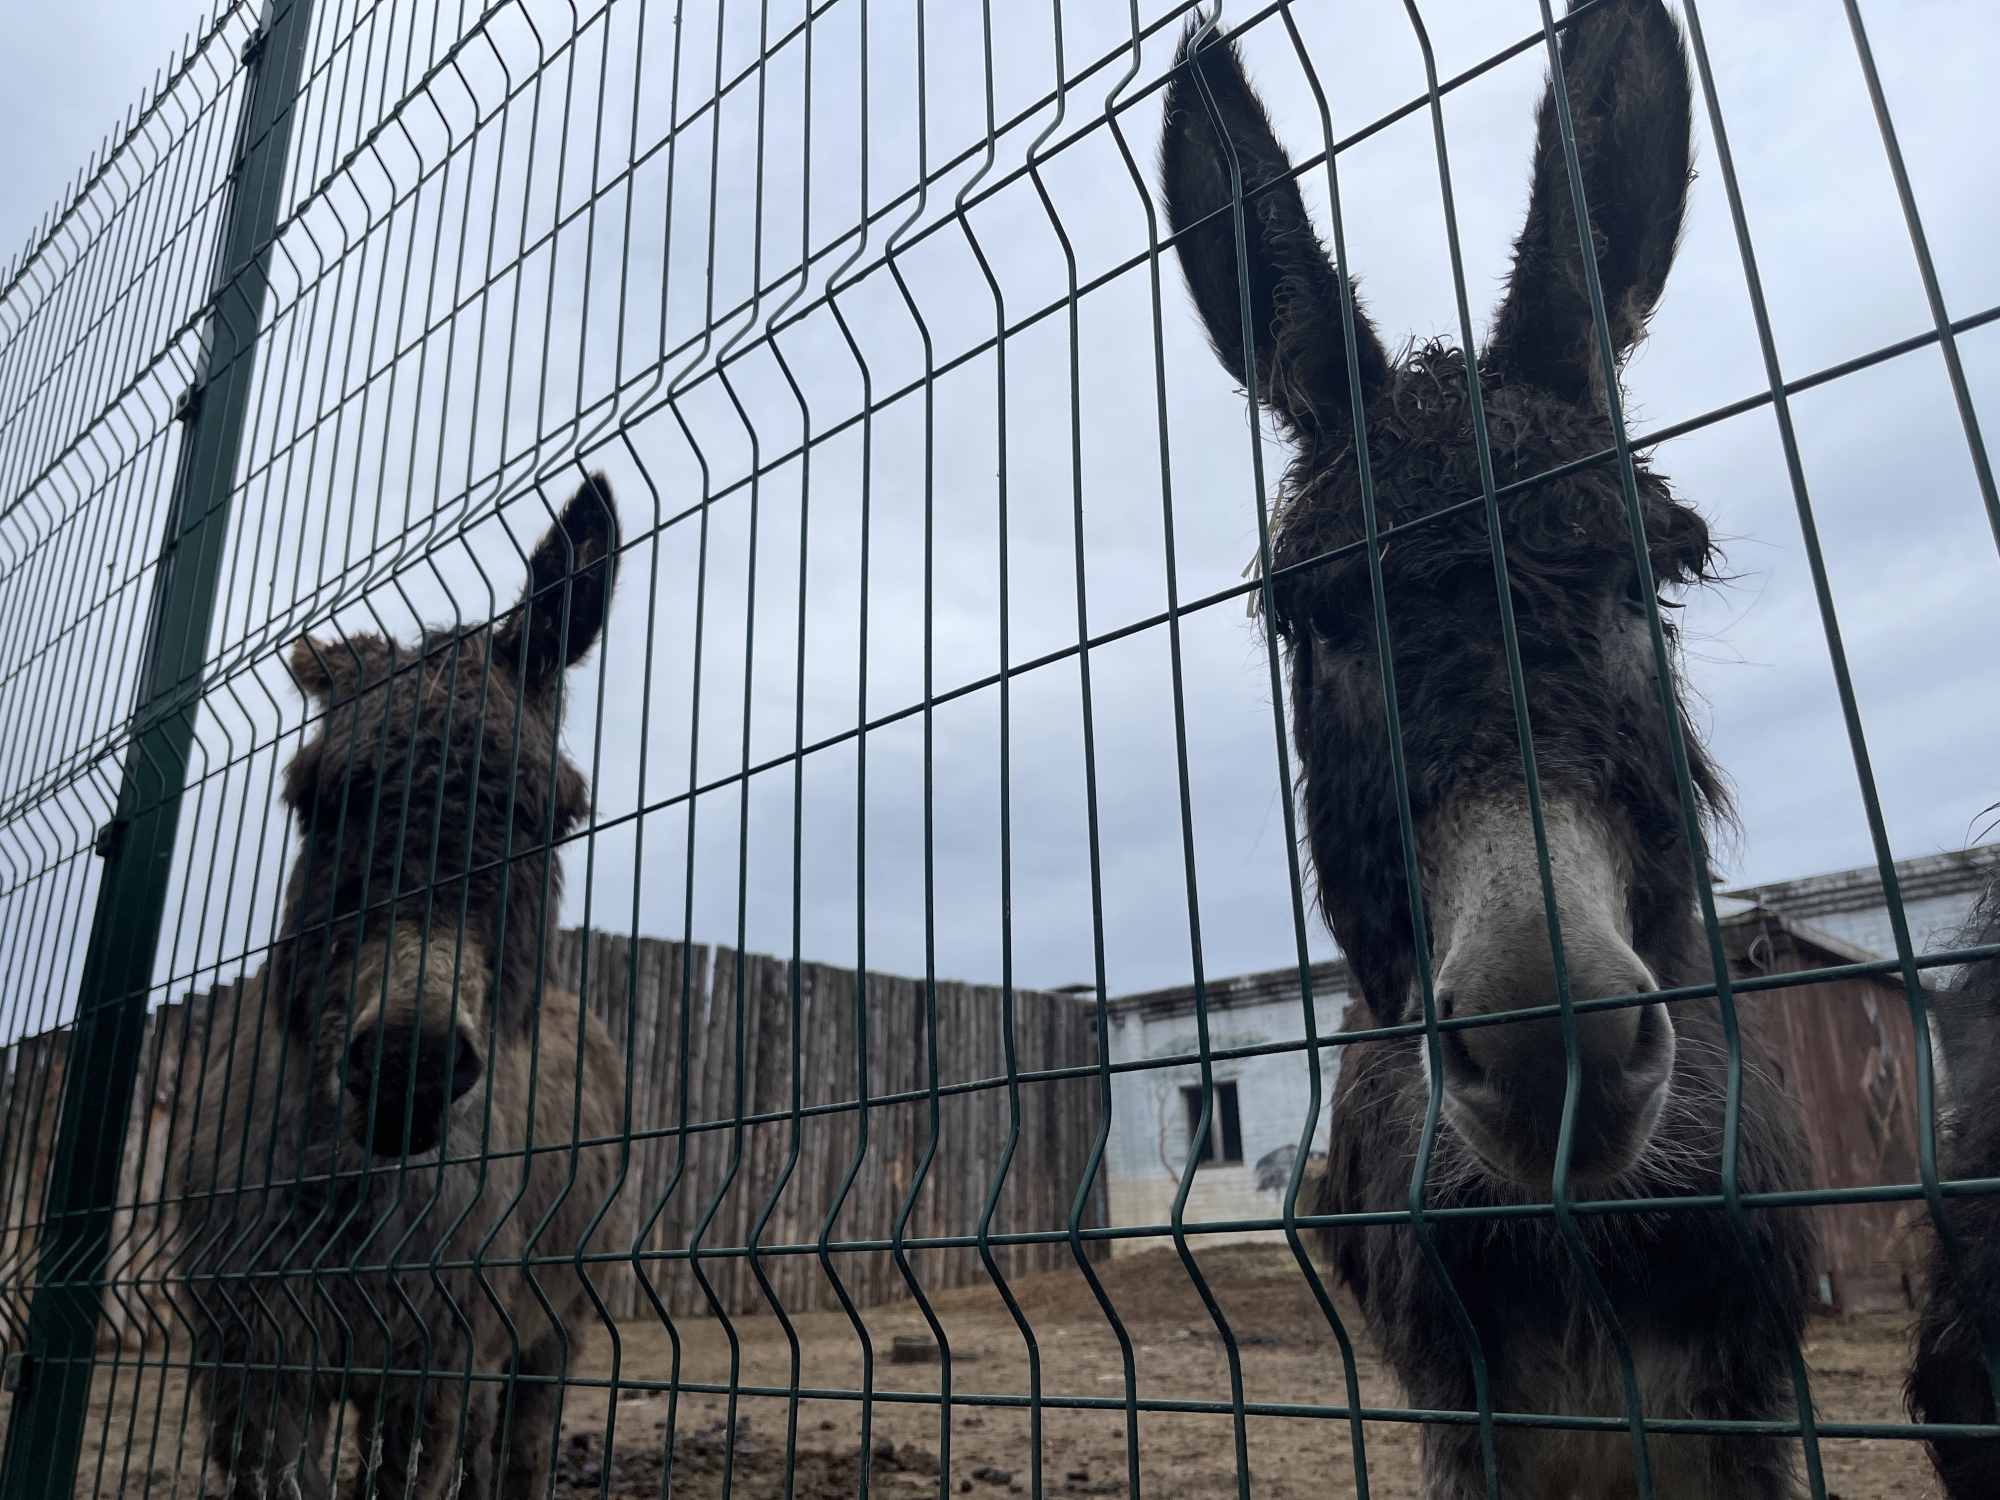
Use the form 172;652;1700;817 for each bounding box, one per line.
1910;880;2000;1496
1164;3;1815;1495
172;477;626;1500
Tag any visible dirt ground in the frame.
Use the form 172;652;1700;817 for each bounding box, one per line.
19;1245;1944;1498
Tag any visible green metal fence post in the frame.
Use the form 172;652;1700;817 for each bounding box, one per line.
0;3;313;1495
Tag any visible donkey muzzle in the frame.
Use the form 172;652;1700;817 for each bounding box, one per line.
341;930;491;1157
1421;793;1677;1187
1433;922;1674;1186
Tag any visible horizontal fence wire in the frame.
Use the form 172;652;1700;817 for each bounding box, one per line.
0;2;1995;1500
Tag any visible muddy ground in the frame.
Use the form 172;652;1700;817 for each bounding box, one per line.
20;1245;1943;1498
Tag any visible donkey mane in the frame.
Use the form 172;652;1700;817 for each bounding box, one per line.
1270;341;1721;623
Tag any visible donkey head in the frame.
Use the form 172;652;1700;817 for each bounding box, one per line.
276;475;620;1157
1165;0;1719;1187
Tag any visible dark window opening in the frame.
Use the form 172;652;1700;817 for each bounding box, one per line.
1181;1081;1243;1166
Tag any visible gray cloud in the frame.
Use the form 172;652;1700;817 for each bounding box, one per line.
2;0;1995;1013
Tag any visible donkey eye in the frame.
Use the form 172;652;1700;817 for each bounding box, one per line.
1307;615;1362;655
1298;583;1374;645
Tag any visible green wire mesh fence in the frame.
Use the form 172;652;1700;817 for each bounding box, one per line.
0;1;1994;1498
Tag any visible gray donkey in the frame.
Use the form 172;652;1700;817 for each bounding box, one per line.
172;477;626;1500
1163;3;1816;1495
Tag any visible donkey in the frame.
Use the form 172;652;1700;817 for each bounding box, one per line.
1163;3;1815;1495
171;476;627;1500
1909;880;2000;1496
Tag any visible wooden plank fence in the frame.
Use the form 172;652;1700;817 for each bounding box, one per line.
0;933;1106;1349
1730;909;1929;1312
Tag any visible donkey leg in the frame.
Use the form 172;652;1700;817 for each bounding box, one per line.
451;1381;498;1500
203;1367;335;1500
1417;1425;1501;1500
493;1333;568;1500
351;1381;409;1500
1699;1432;1805;1500
419;1376;491;1500
364;1373;480;1500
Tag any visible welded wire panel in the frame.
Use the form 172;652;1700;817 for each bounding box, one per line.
0;2;1994;1499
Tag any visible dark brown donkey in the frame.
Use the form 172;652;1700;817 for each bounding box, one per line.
172;477;625;1500
1163;4;1815;1495
1909;878;2000;1496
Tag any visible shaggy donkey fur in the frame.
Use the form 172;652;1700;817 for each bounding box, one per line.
1163;4;1815;1495
1909;880;2000;1496
172;477;626;1500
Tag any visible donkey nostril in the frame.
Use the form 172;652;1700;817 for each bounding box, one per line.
342;1032;382;1096
450;1031;483;1101
1625;1001;1675;1079
1440;1027;1481;1085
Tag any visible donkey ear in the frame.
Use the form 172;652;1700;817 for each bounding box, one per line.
1485;0;1691;407
288;633;387;704
290;636;336;700
495;473;621;696
1161;22;1388;436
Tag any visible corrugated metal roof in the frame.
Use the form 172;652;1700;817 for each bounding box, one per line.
1106;958;1351;1018
1720;842;2000;924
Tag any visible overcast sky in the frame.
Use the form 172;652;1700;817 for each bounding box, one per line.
2;0;1996;1007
